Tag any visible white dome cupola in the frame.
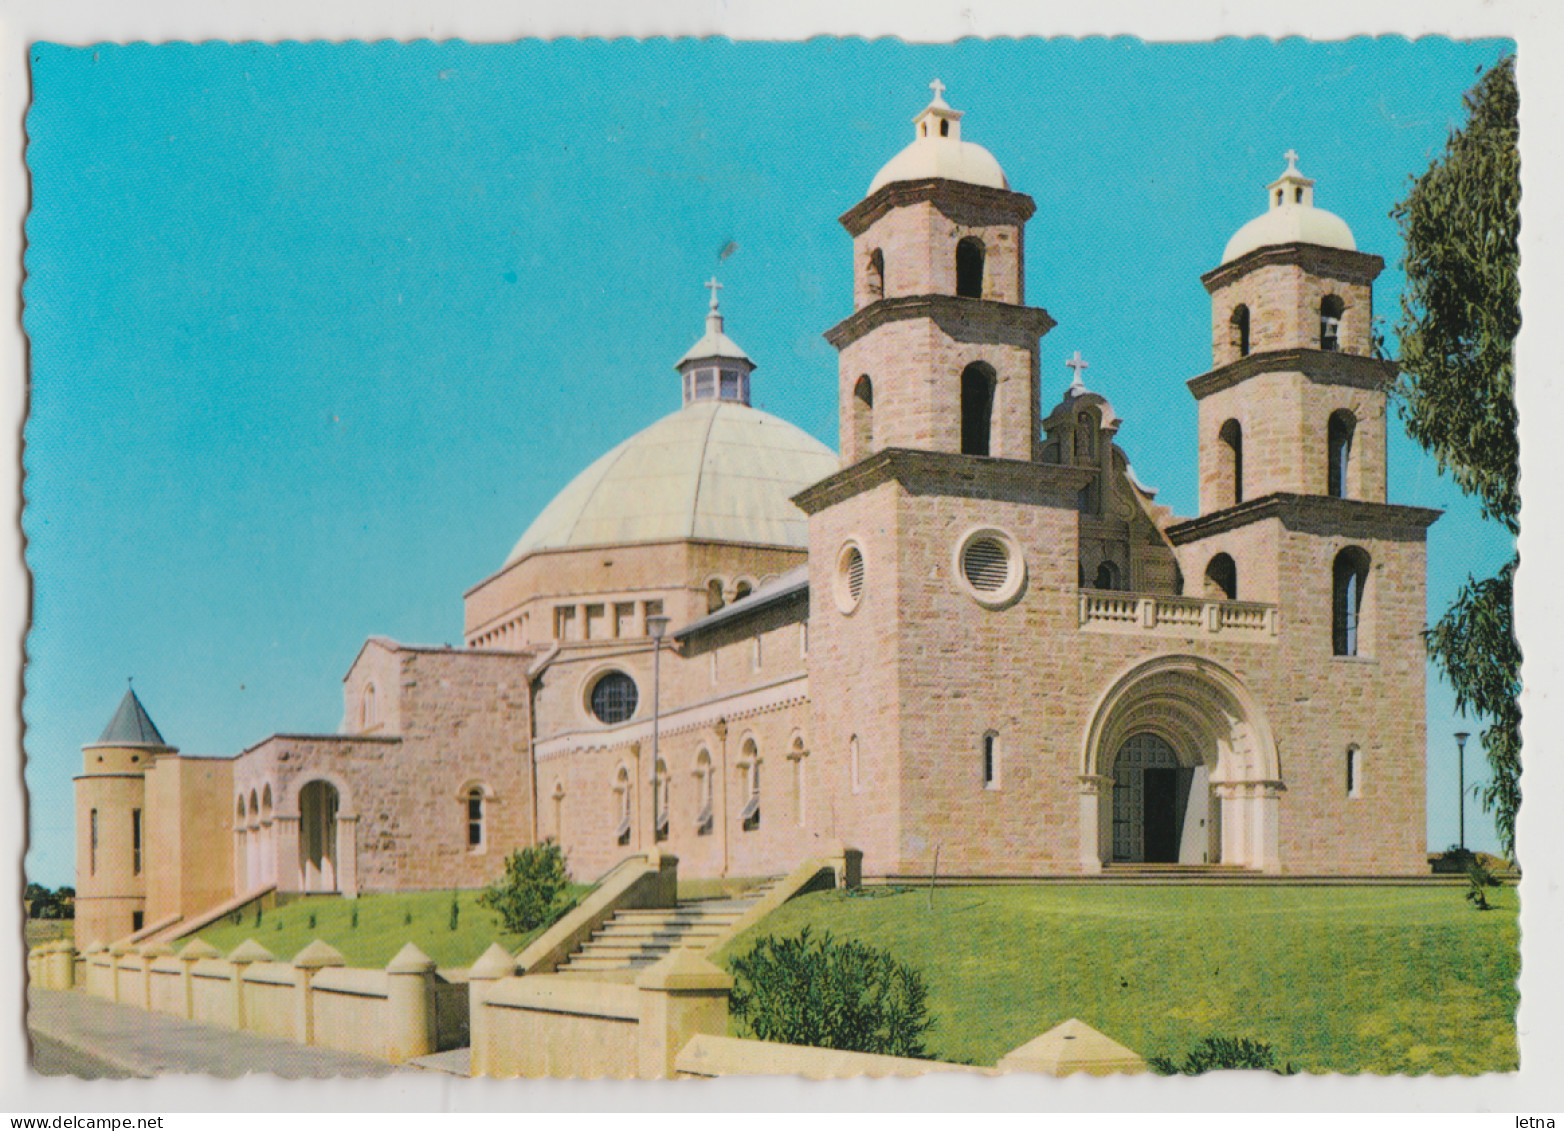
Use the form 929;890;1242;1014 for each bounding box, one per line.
676;278;755;407
1221;150;1357;264
866;80;1009;196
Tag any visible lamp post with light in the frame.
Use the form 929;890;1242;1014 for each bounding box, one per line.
1454;731;1470;853
647;614;671;848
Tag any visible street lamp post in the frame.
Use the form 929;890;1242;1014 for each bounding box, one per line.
647;614;671;848
1454;731;1471;853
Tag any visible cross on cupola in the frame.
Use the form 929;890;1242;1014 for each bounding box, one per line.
914;78;963;142
1268;148;1315;210
675;279;755;407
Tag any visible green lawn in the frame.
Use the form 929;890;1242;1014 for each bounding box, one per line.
712;884;1519;1075
193;886;590;969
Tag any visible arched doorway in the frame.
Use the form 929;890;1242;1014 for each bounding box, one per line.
1080;655;1282;873
1110;733;1215;864
298;780;340;893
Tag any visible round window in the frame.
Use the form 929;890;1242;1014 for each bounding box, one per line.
589;671;639;724
952;527;1026;608
834;541;866;614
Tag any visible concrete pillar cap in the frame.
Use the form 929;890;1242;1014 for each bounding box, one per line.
291;939;347;969
107;941;133;957
55;941;79;955
137;941;175;958
176;938;223;961
84;941;107;955
997;1018;1147;1076
634;947;733;992
467;942;519;981
226;938;277;965
645;849;680;868
385;942;437;974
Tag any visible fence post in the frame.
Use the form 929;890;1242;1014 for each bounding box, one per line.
385;943;437;1064
82;942;107;998
175;938;221;1020
106;942;132;1004
291;939;346;1046
225;939;275;1032
634;948;732;1079
137;942;172;1010
49;942;77;991
466;943;518;1078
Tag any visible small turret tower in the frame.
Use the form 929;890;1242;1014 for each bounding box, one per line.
74;686;174;945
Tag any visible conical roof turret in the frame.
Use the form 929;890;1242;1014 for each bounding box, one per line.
92;687;171;748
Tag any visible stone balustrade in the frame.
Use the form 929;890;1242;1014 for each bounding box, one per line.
1077;589;1278;640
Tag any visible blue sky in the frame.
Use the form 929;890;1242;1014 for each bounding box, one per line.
22;37;1515;886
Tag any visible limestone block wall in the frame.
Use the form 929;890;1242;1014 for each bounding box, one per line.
463;539;808;649
142;754;233;929
1208;261;1375;367
804;478;906;876
340;639;404;736
849;194;1026;308
836;318;1038;463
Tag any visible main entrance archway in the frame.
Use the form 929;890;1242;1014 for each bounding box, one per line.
1079;655;1283;873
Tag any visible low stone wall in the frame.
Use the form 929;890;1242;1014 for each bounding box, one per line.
52;936;463;1066
676;1034;987;1079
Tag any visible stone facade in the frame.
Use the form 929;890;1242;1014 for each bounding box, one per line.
74;95;1441;940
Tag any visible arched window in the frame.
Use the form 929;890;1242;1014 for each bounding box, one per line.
866;249;884;301
849;735;862;794
956;237;985;299
1346;746;1363;798
1327;410;1356;499
1320;295;1345;352
613;765;632;847
1332;546;1371;657
734;580;753;601
652;759;670;842
706;579;726;614
1093;561;1122;591
960;363;995;457
1218;419;1244;506
739;738;761;832
590;671;639;725
1075;411;1097;461
1204;553;1237;600
465;785;485;850
852;375;874;456
694;750;714;836
1230;304;1251;358
982;732;1000;790
361;683;376;730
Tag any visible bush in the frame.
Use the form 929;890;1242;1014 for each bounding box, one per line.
1149;1036;1297;1076
478;843;571;934
727;927;934;1058
1465;856;1502;911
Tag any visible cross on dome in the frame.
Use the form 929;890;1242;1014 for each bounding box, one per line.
929;78;947;104
1268;149;1316;210
1284;148;1299;171
705;276;723;312
1066;350;1090;390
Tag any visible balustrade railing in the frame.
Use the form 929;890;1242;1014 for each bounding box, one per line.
1077;589;1278;639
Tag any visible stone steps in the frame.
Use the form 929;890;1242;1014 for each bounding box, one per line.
553;875;782;975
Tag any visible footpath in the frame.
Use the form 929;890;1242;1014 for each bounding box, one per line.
25;988;401;1079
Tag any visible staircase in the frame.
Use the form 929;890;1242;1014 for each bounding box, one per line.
554;876;782;976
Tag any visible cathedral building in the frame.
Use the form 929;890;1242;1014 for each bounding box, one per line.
74;86;1438;947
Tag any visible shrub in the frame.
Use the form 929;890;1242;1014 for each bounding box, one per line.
350;904;359;929
254;904;263;928
449;891;461;931
1465;856;1502;910
307;912;317;930
1149;1036;1297;1076
478;843;571;934
727;927;934;1059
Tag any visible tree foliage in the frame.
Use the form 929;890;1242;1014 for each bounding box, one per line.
478;841;571;934
727;927;935;1058
1393;56;1519;534
1391;57;1521;860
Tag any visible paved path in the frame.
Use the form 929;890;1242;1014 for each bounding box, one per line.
26;989;401;1078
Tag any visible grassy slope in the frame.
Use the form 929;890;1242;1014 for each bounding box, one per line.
193;886;589;969
712;885;1519;1075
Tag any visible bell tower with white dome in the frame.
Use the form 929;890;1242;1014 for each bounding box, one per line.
1193;152;1394;513
825;81;1055;466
